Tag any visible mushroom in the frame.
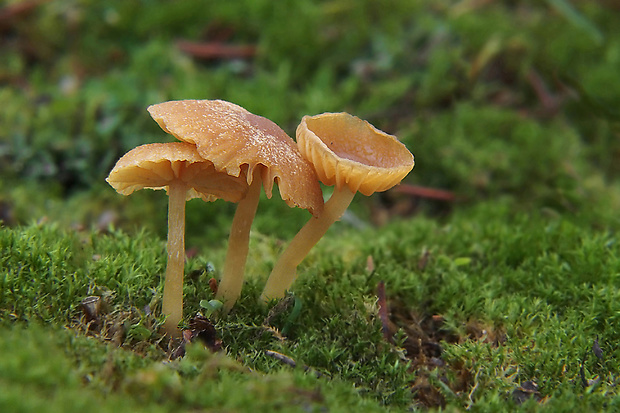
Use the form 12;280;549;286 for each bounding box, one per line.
261;112;415;301
106;142;248;336
147;100;324;312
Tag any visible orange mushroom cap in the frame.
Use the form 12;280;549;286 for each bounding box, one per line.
106;142;249;202
296;112;414;196
147;99;324;216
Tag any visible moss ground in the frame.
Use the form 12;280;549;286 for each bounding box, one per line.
2;0;620;411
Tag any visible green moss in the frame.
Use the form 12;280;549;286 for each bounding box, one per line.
3;0;620;410
0;324;393;412
3;198;620;410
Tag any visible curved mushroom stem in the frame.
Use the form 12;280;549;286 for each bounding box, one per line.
162;181;187;337
216;171;262;313
261;187;356;302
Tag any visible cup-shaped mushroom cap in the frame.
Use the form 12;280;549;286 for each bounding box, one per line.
106;142;249;202
147;99;323;217
296;112;415;196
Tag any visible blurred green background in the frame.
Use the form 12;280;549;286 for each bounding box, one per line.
2;1;620;410
2;0;618;244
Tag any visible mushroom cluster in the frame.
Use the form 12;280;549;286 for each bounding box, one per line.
106;100;414;337
107;100;322;337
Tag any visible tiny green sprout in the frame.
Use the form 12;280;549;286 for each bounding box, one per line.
281;296;303;336
392;328;408;349
453;257;472;267
127;323;152;342
199;299;223;318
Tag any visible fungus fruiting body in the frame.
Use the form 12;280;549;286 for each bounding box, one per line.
147;100;324;312
106;142;248;336
261;112;415;302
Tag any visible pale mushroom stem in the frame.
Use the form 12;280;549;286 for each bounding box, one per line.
162;181;187;337
261;187;356;302
216;170;262;313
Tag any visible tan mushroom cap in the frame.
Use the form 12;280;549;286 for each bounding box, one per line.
147;99;323;216
106;142;248;202
297;112;415;196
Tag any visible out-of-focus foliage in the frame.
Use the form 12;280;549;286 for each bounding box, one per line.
2;0;620;411
2;0;618;203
